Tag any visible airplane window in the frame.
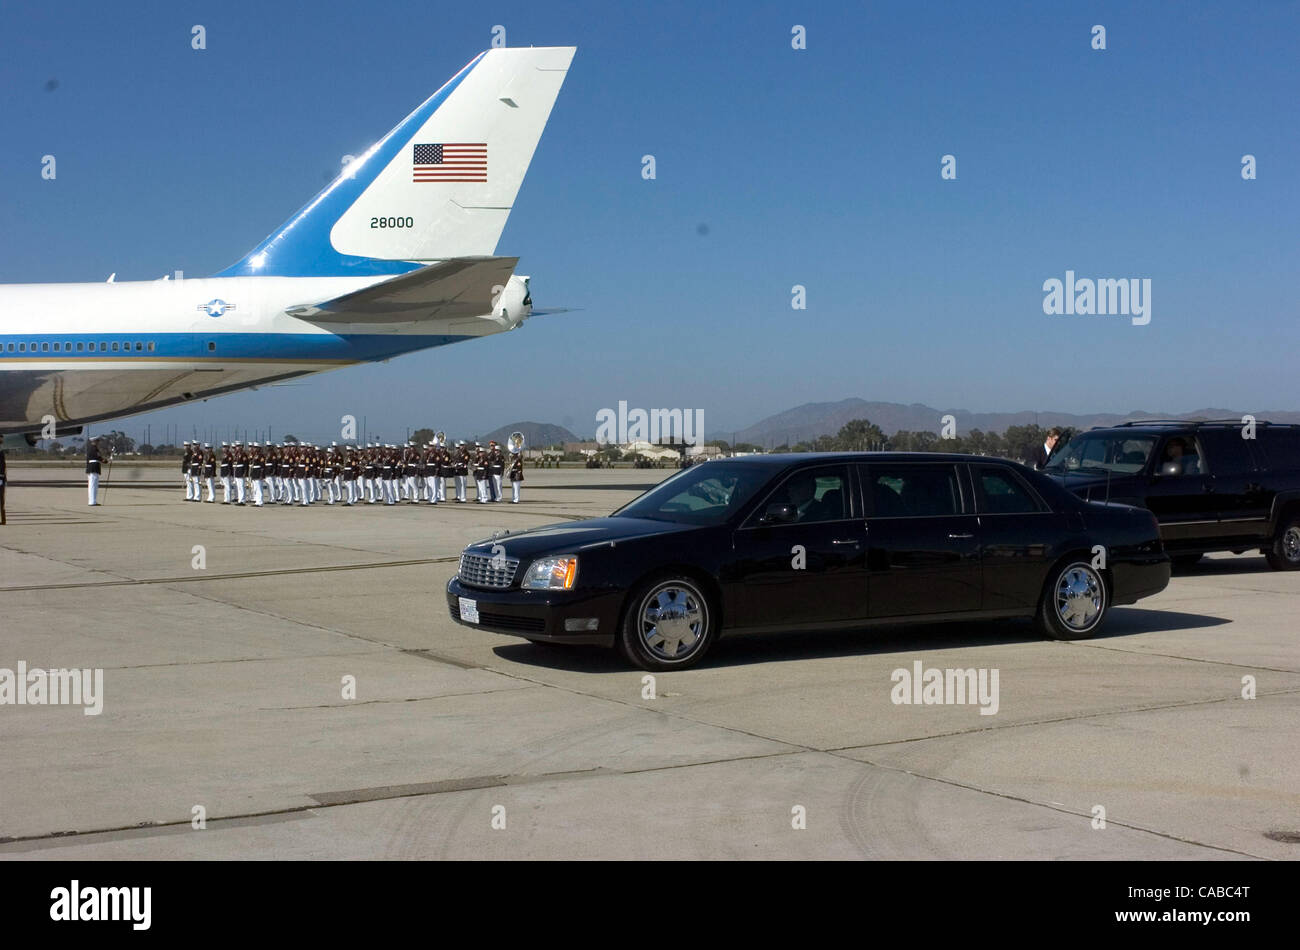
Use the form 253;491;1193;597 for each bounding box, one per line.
65;342;71;350
77;342;84;351
42;342;49;351
53;342;61;351
208;341;216;352
148;342;155;352
88;342;96;352
19;343;26;352
112;342;119;352
135;342;143;351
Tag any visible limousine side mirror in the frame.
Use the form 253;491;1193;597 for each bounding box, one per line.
761;502;797;524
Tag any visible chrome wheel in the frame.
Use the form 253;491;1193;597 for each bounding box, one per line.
1055;564;1104;631
1284;526;1300;563
639;582;708;661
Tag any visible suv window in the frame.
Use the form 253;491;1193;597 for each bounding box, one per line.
1045;433;1156;475
1155;435;1208;477
1197;428;1257;476
974;465;1045;514
867;464;963;517
1255;427;1300;470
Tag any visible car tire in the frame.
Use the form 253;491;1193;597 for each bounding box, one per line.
1264;516;1300;571
619;574;718;671
1036;559;1108;640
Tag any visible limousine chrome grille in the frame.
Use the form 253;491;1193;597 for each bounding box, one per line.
458;552;520;589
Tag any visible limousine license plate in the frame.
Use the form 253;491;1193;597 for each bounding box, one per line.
459;597;479;624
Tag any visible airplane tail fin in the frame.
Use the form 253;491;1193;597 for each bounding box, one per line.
215;46;575;278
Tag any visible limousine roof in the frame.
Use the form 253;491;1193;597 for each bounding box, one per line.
714;452;1030;466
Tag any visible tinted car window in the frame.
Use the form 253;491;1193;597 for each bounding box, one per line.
1045;434;1156;475
1197;428;1257;476
1156;435;1207;477
1255;427;1300;469
756;466;850;524
868;464;962;517
975;466;1044;514
613;461;774;525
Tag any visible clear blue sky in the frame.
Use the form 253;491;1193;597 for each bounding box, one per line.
2;0;1296;444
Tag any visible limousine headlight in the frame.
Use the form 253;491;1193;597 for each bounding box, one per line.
521;556;579;591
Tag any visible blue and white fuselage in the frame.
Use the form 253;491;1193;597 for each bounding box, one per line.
0;46;574;435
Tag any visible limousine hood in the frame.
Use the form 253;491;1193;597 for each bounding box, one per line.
467;517;696;559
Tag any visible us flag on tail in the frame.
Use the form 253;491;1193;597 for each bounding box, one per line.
412;143;488;182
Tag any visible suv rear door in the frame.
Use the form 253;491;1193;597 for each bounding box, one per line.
1196;427;1271;545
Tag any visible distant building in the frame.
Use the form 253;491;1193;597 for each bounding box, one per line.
564;441;600;456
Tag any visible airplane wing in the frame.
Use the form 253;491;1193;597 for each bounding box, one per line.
285;256;518;323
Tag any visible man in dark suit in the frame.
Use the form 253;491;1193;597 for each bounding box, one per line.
1030;427;1063;470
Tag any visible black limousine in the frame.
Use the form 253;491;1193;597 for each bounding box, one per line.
446;453;1171;670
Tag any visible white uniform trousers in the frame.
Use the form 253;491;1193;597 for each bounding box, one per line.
87;473;100;505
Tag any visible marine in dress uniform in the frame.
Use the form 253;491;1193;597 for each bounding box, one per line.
381;447;397;505
487;441;505;502
294;447;309;506
508;450;524;504
364;446;378;503
188;444;203;502
278;447;294;504
202;445;217;502
422;444;438;504
435;442;449;502
232;444;248;505
85;437;110;506
455;442;470;502
182;441;194;500
249;444;265;506
219;443;233;503
343;448;359;505
473;444;490;504
0;446;7;525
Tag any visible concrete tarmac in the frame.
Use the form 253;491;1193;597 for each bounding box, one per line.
0;464;1296;859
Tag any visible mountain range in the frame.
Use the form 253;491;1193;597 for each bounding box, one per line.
479;421;580;448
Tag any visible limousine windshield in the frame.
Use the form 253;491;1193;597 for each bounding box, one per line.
613;460;776;525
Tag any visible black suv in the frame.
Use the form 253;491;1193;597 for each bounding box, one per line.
1043;421;1300;570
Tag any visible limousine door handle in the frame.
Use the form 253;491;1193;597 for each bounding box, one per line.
832;538;860;546
947;532;974;540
